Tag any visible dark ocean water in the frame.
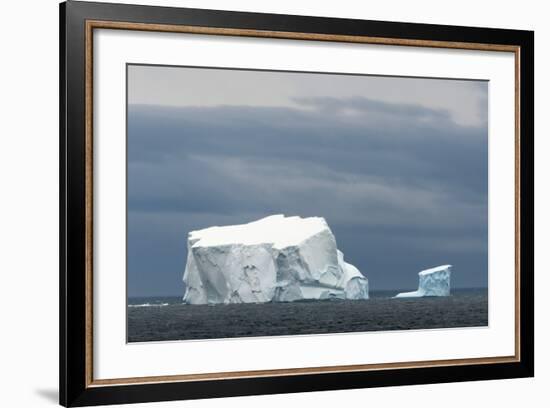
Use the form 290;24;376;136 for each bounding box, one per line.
127;288;488;343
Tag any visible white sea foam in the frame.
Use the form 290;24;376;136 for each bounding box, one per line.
128;303;170;308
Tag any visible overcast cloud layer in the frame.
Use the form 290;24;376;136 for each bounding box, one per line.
127;65;488;297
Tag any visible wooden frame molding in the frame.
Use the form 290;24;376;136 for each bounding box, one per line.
84;19;522;388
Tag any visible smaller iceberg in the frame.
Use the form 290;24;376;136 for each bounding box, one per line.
394;265;452;298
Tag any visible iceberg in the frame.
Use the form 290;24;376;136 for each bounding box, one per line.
394;265;452;298
182;215;369;304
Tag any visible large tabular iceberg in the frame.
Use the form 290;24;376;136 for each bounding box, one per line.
182;215;369;304
394;265;452;298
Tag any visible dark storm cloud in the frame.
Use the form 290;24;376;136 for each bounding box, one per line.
127;96;488;297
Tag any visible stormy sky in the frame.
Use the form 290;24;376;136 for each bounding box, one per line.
127;64;488;297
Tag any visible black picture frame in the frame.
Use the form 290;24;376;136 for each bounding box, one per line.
60;1;534;406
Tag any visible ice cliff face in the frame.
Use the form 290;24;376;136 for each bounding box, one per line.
394;265;452;298
182;215;369;304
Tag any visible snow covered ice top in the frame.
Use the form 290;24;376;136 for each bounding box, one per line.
189;214;329;249
418;264;452;276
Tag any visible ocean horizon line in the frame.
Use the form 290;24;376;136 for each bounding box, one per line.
128;286;488;300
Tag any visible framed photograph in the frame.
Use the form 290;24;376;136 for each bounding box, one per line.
60;1;534;406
